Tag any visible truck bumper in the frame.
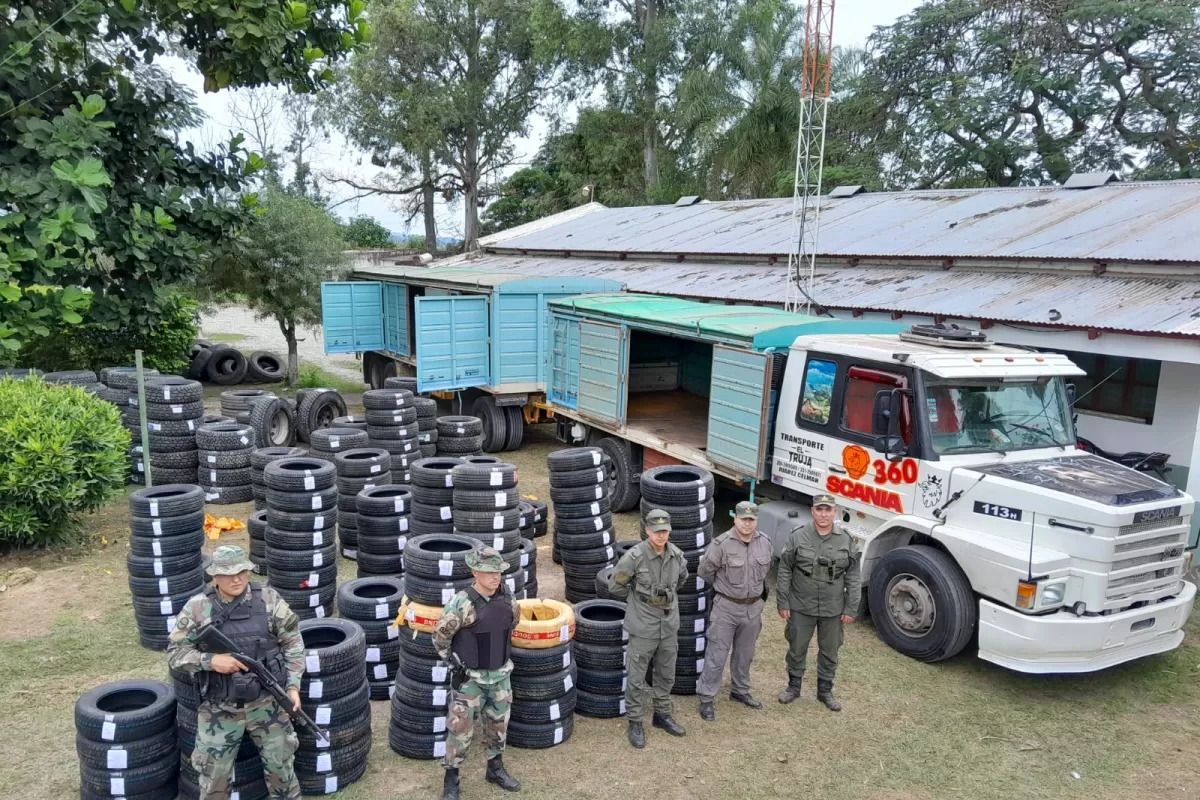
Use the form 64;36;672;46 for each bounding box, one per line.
976;580;1196;674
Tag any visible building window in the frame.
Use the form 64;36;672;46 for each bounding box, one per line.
1057;350;1160;424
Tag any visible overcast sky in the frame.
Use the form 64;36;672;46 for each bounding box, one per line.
168;0;920;239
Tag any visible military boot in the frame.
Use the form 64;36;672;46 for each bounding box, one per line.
778;678;802;704
699;700;715;721
486;755;521;792
730;692;763;709
652;713;686;737
817;680;842;712
628;720;646;749
441;768;460;800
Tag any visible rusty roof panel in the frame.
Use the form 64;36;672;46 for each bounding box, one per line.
486;182;1200;264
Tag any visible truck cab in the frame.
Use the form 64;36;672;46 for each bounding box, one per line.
769;324;1196;673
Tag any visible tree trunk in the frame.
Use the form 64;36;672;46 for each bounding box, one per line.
283;321;299;387
641;0;660;192
463;134;480;249
422;152;437;251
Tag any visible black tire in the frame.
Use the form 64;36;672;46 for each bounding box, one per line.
265;543;337;571
510;691;576;725
597;437;640;513
677;631;708;657
506;715;573;749
246;351;286;383
404;573;475;605
44;369;97;385
576;663;628;695
554;513;613;536
196;466;253;487
249;397;296;448
502;405;525;451
553;495;612;520
139;376;202;404
410;501;455;524
395;650;450;684
356;513;412;536
197;447;254;469
364;406;419;425
206;347;249;385
419;443;438;458
509;643;573;676
391;671;452;711
436;416;483;437
184;348;213;381
265;563;337;590
79;749;179;796
130;589;196;617
275;584;337;616
140;398;204;420
678;590;714;615
456;528;521;554
640;465;715;506
128;484;206;519
336;474;391;495
220;389;275;415
557;541;616;565
868;545;977;663
332;415;369;431
356;485;414;516
250;446;306;470
264;486;337;512
387;723;447;760
411;483;455;506
299;618;367;674
262;457;336;492
337;577;405;620
292;732;372;776
395;534;477;579
105;368;159;390
396;629;439;659
449;462;518;491
452;507;520;533
74;680;176;743
355;550;405;575
384;375;420;392
573;599;627;646
333;448;391;477
298;705;372;750
297;391;349;443
362;388;414;410
548;464;608;489
639;499;715;529
412;396;437;417
74;726;179;771
265;508;337;533
126;551;202;579
176;774;265;800
248;509;268;540
575;687;626;718
128;509;205;538
139;433;199;453
547;447;605;471
472;395;507;452
195;422;254;450
127;529;205;558
510;664;577;701
437;435;484;455
410;457;465;488
389;697;446;736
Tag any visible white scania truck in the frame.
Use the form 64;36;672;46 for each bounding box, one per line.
544;294;1195;674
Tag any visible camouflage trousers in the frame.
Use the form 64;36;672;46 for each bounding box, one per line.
194;695;300;800
444;676;512;769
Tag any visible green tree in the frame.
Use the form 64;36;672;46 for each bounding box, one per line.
342;215;395;248
206;188;349;386
0;0;366;356
329;0;573;249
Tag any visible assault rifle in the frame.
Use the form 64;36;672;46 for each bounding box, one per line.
196;623;329;746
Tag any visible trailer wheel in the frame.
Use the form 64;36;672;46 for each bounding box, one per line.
473;396;508;452
868;545;976;663
597;437;640;512
502;405;524;451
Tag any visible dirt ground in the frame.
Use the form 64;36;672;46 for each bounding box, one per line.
2;412;1200;800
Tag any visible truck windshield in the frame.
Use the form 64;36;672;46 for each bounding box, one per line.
921;375;1075;455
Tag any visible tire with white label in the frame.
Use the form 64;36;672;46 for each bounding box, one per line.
125;551;202;579
195;466;253;487
396;628;439;659
333;447;391;478
547;447;604;472
362;388;414;410
355;486;414;517
266;543;337;571
308;426;367;453
387;723;447;760
509;642;573;676
505;714;573;749
396;650;450;684
868;544;977;663
451;487;520;511
356;514;412;537
127;529;205;558
573;640;626;671
266;563;338;591
391;671;452;711
552;496;612;520
195;422;255;451
265;486;337;512
389;697;447;736
128;510;205;539
452;507;521;533
402;534;479;579
554;513;614;536
74;728;178;773
509;663;577;702
403;574;474;605
510;691;576;725
295;391;349;444
196;447;254;469
249;396;296;448
78;749;178;797
299;618;367;675
555;542;615;565
638;499;714;529
572;599;627;646
355;550;405;575
450;462;518;491
678;590;714;616
575;687;626;718
548;483;610;505
456;527;520;556
141;400;205;420
435;434;484;454
639;465;715;506
273;583;337;611
265;508;337;533
128;485;205;519
410;501;456;524
74;680;177;744
407;517;455;537
336;474;391;495
299;706;371;750
410;457;467;489
299;662;363;703
293;734;371;783
435;415;482;437
548;464;608;489
299;680;369;729
597;437;640;513
127;567;204;598
577;665;626;695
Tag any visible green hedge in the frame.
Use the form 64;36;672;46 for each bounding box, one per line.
0;377;130;547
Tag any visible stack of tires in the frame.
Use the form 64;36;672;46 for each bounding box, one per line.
195;421;256;505
413;397;438;459
337;577;406;700
639;465;716;696
45;369;103;393
175;676;264;800
127;485;206;650
99;366;156;408
296;389;349;445
383;376;420;394
123;377;206;487
332;447;392;563
388;534;478;761
296;619;371;795
363;388;420;481
306;427;368;467
250;446;306;511
248;510;268;573
75;680;179;800
407;458;461;539
263;456;339;619
508;599;577;749
248;395;297;449
332;415;368;433
520;500;548;540
548;447;617;603
519;537;539;598
220;389;275;425
435;415;484;457
451;460;527;599
354;485;413;577
572;599;629;718
471;396;525;453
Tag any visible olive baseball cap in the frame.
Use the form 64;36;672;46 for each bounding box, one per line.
207;545;254;576
645;509;672;532
465;546;505;573
813;494;837;509
735;501;759;519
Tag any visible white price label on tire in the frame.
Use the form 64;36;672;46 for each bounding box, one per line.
439;559;453;576
397;535;408;551
696;532;705;548
313;515;324;530
371;464;382;473
366;647;381;662
375;603;389;619
316;753;332;773
697;636;706;652
315;706;331;725
308;680;323;699
308;572;320;587
374;663;387;679
548;702;560;720
432;688;447;706
311;495;321;510
304;476;315;490
593;486;603;499
394;497;405;513
106;749;127;770
324;777;338;793
694;619;705;633
698;484;706;501
553;726;563;744
433;716;446;733
329;437;340;449
439;506;452;520
697;596;706;611
493;537;504;550
444;474;454;487
699;507;708;522
432;666;448;682
305;653;321;672
493;515;504;530
434;740;446;757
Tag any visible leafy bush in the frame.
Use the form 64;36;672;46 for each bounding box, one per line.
0;377;130;547
18;292;199;375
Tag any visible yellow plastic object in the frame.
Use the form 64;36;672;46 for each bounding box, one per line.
397;596;444;633
511;598;576;649
203;513;246;540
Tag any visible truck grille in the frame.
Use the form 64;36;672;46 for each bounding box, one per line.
1119;516;1183;536
1114;532;1185;554
1112;548;1185;571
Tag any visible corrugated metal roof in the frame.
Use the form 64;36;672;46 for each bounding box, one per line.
549;293;902;349
352;264;623;294
486;182;1200;265
353;252;1200;336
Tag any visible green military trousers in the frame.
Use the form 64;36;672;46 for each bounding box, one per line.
192;695;300;800
625;634;678;722
784;613;843;684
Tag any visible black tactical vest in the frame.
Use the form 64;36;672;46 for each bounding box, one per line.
451;587;514;671
201;584;286;704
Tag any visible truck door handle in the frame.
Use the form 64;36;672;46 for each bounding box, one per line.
829;465;847;475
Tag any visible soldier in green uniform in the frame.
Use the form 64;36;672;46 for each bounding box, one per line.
432;547;522;800
776;495;861;711
167;545;305;800
610;508;691;748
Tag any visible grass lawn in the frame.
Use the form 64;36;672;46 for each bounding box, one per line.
2;423;1198;800
205;333;247;344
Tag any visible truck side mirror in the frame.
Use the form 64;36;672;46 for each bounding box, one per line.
872;390;899;437
874;435;906;457
1066;383;1076;407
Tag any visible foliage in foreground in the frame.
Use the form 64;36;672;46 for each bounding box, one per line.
0;378;130;547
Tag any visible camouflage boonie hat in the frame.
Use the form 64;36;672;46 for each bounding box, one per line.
735;501;759;519
813;494;837;508
206;545;254;576
465;546;505;573
645;509;672;532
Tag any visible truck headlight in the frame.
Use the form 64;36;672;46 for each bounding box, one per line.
1041;582;1066;607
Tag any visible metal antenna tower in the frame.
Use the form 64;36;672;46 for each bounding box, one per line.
785;0;835;314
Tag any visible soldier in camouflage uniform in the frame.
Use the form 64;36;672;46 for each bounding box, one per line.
776;495;861;711
433;547;522;800
167;545;305;800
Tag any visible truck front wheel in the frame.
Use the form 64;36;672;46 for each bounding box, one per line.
867;545;976;663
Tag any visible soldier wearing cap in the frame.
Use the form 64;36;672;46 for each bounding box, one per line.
167;545;305;800
776;494;861;710
695;500;773;721
432;546;522;800
610;508;691;748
